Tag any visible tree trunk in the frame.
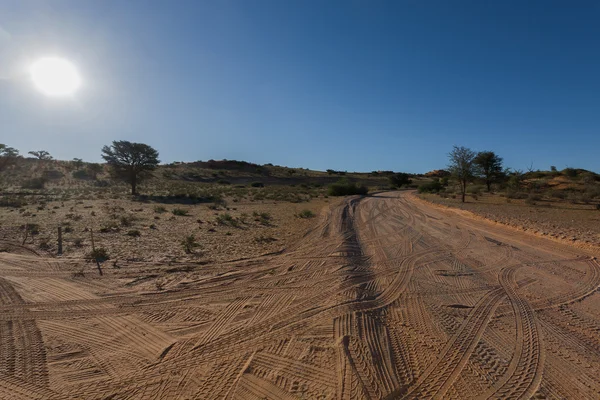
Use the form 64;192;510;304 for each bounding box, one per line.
461;180;466;203
486;180;492;192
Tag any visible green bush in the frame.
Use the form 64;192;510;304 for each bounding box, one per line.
72;169;91;180
172;208;189;216
87;248;109;262
181;234;200;254
418;180;443;193
327;179;368;196
216;213;239;227
154;206;167;213
388;173;412;188
296;209;315;219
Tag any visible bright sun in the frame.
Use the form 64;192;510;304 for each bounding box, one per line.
30;57;82;97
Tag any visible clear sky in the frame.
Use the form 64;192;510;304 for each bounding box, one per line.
1;0;599;173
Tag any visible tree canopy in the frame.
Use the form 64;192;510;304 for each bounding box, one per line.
473;151;504;192
101;140;159;195
28;150;53;160
448;146;476;203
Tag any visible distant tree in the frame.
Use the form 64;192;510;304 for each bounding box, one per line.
389;173;412;188
448;146;477;203
0;144;20;173
28;150;53;160
550;165;557;172
473;151;504;192
72;158;84;169
101;141;159;195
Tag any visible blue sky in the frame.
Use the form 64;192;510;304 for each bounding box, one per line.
1;0;599;173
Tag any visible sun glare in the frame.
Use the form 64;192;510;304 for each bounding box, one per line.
30;57;81;97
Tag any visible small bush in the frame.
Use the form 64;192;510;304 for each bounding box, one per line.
172;208;189;216
72;169;91;180
296;209;315;219
250;182;264;188
253;211;272;224
73;238;84;247
181;234;200;254
563;168;578;178
418;180;443;193
0;196;28;208
154;206;167;213
120;215;135;226
87;248;109;262
216;213;239;226
255;235;277;244
22;178;46;190
126;229;141;237
328;179;368;196
24;223;40;235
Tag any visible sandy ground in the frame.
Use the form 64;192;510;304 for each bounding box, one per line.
420;192;600;249
1;191;600;399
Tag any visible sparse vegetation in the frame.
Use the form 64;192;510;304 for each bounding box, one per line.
172;208;189;216
328;179;368;196
295;209;315;219
86;247;109;262
181;234;200;254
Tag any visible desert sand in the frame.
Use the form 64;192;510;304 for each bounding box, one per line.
1;190;599;399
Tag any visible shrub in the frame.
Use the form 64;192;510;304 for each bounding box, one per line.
253;211;271;224
126;229;141;237
72;169;91;180
418;180;443;193
296;209;315;219
216;213;239;227
120;215;135;226
328;179;368;196
172;208;189;216
21;178;46;190
0;196;28;208
250;182;264;188
86;248;109;262
24;223;40;235
562;168;578;178
154;206;167;213
467;185;485;195
255;235;277;244
181;234;200;254
389;173;412;188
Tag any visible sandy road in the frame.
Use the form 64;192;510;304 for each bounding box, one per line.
1;191;600;399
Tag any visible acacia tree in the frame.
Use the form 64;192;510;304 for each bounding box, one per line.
474;151;504;192
448;146;476;203
101;140;159;195
28;150;53;160
0;144;20;172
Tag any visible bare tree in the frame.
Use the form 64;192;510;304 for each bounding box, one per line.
28;150;53;160
101;140;159;195
473;151;504;192
448;146;476;203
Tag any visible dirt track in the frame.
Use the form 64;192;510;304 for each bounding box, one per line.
1;191;600;399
